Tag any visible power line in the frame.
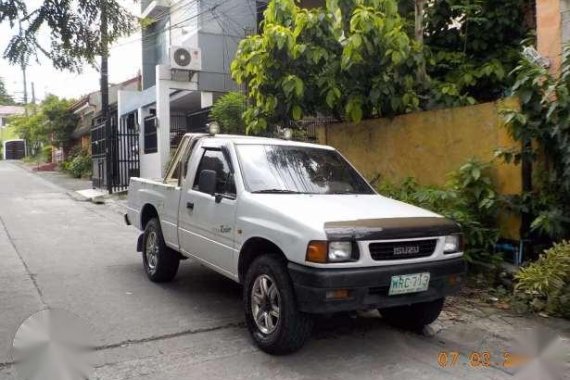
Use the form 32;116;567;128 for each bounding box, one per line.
111;0;222;50
145;0;200;27
111;0;265;52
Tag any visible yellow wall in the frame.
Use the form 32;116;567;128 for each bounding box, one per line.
316;98;521;239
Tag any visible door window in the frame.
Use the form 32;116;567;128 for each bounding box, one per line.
193;149;236;197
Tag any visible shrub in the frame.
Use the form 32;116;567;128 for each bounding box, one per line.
210;92;247;135
378;159;500;263
42;145;53;163
62;148;91;178
514;241;570;318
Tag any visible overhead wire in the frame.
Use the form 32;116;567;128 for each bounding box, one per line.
111;0;219;51
112;0;267;52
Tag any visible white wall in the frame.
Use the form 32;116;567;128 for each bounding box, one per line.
117;65;198;179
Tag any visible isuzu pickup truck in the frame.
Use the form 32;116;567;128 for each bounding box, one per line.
126;132;465;354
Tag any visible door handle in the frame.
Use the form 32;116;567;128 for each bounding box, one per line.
186;202;194;210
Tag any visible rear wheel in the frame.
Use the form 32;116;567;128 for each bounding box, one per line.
243;255;313;354
379;298;445;331
142;218;180;282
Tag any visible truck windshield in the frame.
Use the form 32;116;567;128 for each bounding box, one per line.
236;144;375;195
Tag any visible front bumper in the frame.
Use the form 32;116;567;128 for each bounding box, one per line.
288;258;465;314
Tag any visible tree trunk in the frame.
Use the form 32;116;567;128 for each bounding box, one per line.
415;0;427;82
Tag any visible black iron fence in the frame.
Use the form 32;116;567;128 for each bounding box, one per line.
91;110;140;193
91;114;109;190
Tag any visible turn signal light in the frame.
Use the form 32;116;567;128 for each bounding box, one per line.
325;289;351;300
448;274;462;286
306;241;328;263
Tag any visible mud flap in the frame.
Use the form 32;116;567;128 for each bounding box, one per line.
136;233;144;252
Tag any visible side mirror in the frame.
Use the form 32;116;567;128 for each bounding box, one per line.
198;169;217;196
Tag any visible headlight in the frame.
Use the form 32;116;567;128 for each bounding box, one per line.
306;241;357;263
328;241;352;262
444;234;464;254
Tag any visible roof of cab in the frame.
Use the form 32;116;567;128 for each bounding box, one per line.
185;133;335;150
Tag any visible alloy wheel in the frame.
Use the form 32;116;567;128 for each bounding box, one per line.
145;231;159;274
251;274;281;335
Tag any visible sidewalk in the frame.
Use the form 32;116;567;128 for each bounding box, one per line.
16;161;128;215
33;168;93;192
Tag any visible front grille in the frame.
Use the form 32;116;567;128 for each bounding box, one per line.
369;239;437;261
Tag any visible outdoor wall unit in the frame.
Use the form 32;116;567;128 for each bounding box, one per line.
169;46;202;72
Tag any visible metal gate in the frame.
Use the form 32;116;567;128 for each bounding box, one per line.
4;140;26;160
114;113;140;192
91;110;140;193
91;115;108;189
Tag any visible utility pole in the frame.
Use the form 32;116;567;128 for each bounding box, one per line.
100;1;112;194
21;67;28;106
31;82;35;105
18;20;28;115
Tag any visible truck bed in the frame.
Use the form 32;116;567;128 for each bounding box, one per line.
127;177;180;233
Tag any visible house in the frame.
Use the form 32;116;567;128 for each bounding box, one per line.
67;75;141;163
117;0;318;182
0;105;26;160
0;105;25;129
117;0;262;180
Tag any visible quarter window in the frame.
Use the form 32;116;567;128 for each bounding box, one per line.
193;149;236;197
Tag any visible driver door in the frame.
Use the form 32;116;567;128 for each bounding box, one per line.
178;148;238;278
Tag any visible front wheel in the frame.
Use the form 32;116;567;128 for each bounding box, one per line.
142;218;180;282
379;298;445;331
243;255;313;355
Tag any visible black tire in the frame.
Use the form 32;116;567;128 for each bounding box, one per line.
142;218;180;282
379;298;445;331
243;255;313;355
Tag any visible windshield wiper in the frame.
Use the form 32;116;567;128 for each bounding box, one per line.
251;189;301;194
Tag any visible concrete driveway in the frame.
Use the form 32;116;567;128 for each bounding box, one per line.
0;161;556;379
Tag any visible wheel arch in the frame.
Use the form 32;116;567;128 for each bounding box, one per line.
140;204;159;230
238;237;287;283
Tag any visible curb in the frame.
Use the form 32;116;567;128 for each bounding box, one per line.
66;191;89;202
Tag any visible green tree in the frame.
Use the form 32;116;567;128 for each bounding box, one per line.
424;0;531;104
0;78;15;105
9;95;77;156
501;45;570;242
1;0;135;71
231;0;422;133
210;92;248;135
41;95;78;151
9;110;46;156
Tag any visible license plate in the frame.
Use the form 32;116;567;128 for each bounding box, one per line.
389;273;430;295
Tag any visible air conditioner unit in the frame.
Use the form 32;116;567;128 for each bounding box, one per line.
170;46;202;71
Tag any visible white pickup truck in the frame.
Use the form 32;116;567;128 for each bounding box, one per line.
126;132;465;354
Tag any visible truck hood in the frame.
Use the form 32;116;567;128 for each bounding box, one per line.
253;194;443;232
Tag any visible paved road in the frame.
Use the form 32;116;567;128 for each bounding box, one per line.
0;161;512;380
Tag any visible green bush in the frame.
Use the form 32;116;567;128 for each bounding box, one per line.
42;145;53;163
378;159;500;263
210;92;247;135
62;148;91;178
514;241;570;318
